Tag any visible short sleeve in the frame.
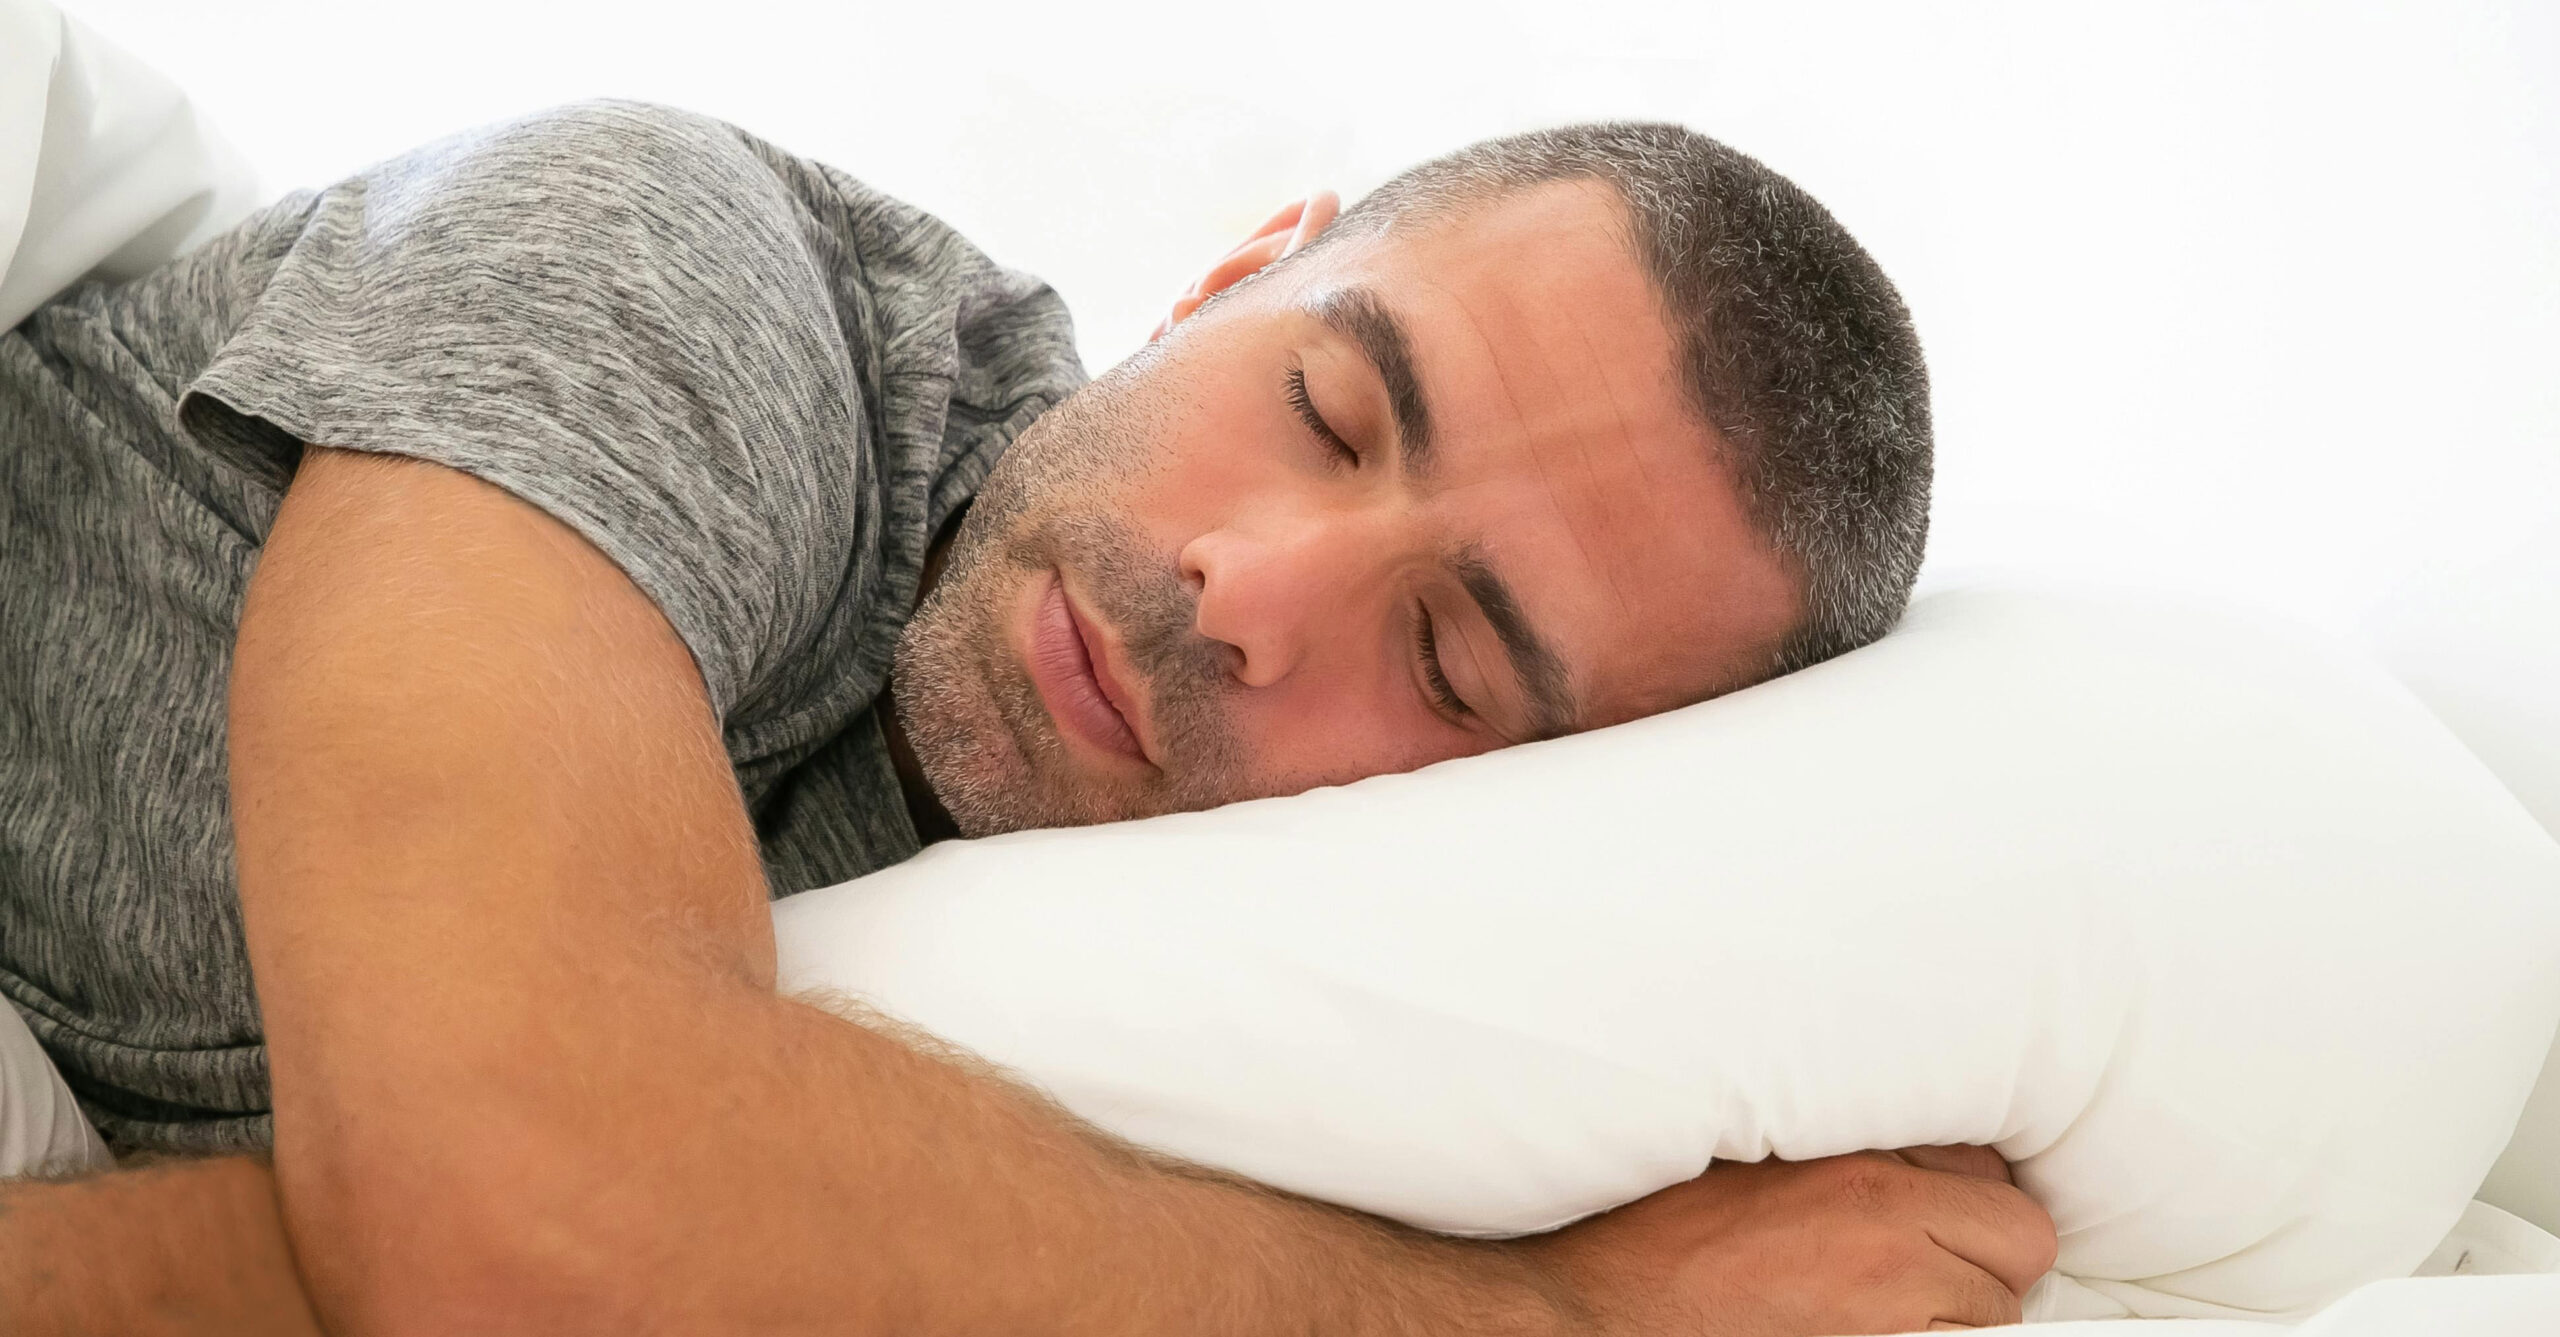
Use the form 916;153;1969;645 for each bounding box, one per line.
178;100;866;718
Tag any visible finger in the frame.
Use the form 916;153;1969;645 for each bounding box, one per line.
1892;1143;2014;1185
1912;1250;2025;1331
1912;1172;2059;1298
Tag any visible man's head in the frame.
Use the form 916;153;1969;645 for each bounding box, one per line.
890;122;1931;837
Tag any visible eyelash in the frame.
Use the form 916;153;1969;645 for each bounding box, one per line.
1283;363;1360;470
1411;605;1473;720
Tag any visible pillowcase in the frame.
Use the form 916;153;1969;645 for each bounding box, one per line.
772;582;2560;1322
1;0;261;331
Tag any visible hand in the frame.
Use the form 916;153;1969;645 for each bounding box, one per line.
1518;1145;2057;1337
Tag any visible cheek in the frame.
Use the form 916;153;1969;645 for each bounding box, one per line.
1119;422;1283;549
1110;348;1306;536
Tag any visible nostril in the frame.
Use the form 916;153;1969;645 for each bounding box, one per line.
1176;541;1210;597
1182;627;1253;688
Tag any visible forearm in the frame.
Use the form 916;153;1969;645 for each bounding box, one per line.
0;1022;1573;1337
0;1156;325;1336
314;973;1579;1335
732;990;1578;1335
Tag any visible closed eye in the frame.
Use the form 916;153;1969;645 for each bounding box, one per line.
1411;604;1473;721
1284;362;1359;469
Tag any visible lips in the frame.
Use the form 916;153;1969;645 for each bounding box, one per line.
1026;571;1153;767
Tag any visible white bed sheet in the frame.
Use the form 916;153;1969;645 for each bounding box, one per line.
1970;1275;2559;1337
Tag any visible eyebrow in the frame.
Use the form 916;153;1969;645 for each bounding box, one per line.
1453;547;1580;741
1307;286;1436;474
1303;286;1580;740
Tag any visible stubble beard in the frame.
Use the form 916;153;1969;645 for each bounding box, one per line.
889;359;1249;837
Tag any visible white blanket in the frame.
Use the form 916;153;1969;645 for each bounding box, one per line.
1991;1275;2560;1337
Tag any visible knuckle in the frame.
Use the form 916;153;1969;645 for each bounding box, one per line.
1828;1157;1909;1216
1951;1143;2013;1183
1891;1142;2008;1183
1990;1183;2062;1279
2028;1210;2061;1276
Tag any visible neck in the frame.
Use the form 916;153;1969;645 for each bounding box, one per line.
883;509;965;846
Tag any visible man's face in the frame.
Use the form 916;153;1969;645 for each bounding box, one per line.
891;179;1800;836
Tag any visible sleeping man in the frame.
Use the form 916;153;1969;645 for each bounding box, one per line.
0;101;2053;1334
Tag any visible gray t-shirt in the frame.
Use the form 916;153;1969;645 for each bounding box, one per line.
0;100;1085;1155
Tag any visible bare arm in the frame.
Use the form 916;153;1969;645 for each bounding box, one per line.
12;447;2045;1334
222;447;1580;1336
0;1157;325;1336
0;1141;2048;1337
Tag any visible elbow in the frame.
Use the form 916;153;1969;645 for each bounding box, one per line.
275;1123;652;1337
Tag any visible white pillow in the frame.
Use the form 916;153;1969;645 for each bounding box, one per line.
773;583;2560;1322
0;0;262;331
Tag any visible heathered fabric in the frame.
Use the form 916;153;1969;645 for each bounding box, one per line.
0;100;1087;1155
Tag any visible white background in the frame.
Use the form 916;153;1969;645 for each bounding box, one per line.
60;0;2560;832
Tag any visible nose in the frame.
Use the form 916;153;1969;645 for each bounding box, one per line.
1178;508;1390;689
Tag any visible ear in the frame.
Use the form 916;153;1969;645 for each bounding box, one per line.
1151;190;1341;342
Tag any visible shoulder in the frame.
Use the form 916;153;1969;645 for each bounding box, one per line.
318;99;848;374
425;98;758;183
466;99;764;191
351;99;796;257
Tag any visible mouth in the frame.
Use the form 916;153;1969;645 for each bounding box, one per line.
1024;568;1158;770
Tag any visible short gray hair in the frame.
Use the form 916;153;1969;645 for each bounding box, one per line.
1325;122;1933;684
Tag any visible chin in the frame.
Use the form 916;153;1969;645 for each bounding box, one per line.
901;667;1044;839
896;620;1121;839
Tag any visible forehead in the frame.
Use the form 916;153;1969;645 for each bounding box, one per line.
1316;179;1798;723
1366;177;1650;315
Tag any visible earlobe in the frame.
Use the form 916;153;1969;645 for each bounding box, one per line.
1150;191;1342;342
